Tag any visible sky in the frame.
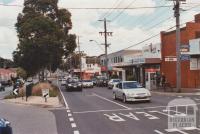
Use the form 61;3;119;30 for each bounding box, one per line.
0;0;200;59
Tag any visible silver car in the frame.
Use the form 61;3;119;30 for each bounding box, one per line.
113;81;151;103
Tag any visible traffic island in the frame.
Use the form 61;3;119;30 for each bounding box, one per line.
4;81;64;108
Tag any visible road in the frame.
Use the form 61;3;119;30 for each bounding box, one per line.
57;83;200;134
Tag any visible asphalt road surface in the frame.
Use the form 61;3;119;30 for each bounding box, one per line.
57;82;200;134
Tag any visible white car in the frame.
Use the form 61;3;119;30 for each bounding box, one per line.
108;79;121;89
61;79;67;86
113;81;151;103
82;80;94;88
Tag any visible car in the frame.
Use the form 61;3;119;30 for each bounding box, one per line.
61;79;67;86
108;79;121;89
96;77;108;87
0;118;12;134
65;79;82;92
27;77;33;83
1;80;12;87
0;83;5;92
113;81;151;103
82;80;94;88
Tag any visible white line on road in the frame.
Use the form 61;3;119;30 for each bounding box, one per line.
71;123;77;128
69;117;74;122
74;130;80;134
73;108;131;114
93;93;130;109
67;110;71;113
149;111;174;117
68;113;72;117
154;130;165;134
58;80;69;109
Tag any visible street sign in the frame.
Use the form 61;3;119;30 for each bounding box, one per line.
42;89;49;98
13;88;19;96
180;45;190;53
180;54;190;61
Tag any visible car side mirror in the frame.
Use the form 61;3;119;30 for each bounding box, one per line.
5;121;10;126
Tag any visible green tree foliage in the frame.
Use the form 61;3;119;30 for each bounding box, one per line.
13;0;76;77
16;67;27;79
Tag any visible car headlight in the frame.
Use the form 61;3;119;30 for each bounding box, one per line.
68;84;72;86
78;83;82;86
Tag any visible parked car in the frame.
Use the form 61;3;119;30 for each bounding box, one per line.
108;79;121;89
65;79;82;92
91;78;97;86
82;80;94;88
26;77;33;83
113;81;151;103
0;118;12;134
0;83;5;92
96;77;108;87
1;80;12;87
61;79;67;86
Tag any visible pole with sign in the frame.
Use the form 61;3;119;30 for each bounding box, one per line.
42;89;49;102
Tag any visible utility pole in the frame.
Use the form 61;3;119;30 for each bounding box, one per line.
99;18;113;79
169;0;185;92
77;36;82;81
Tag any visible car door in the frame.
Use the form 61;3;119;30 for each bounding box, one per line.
118;83;124;99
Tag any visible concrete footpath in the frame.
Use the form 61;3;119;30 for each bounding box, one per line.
0;100;58;134
5;96;63;108
151;88;200;96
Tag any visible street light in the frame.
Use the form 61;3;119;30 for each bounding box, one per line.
89;40;104;51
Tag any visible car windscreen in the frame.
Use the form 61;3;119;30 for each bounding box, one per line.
113;79;120;83
123;82;143;89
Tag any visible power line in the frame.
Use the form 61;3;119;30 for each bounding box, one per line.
102;0;124;19
110;0;137;21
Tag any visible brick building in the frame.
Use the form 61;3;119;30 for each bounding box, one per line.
161;13;200;88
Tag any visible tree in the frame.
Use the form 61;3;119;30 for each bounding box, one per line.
16;67;27;79
13;0;76;79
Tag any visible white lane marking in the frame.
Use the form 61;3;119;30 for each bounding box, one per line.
74;130;80;134
68;113;72;117
71;123;77;128
58;80;69;109
165;128;189;134
135;112;159;120
73;103;200;114
149;111;174;117
163;109;186;116
73;108;131;114
104;113;126;122
93;93;130;109
69;117;74;122
119;112;140;121
67;110;71;113
154;130;165;134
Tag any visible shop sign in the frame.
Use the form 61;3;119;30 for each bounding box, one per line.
165;56;177;62
180;54;190;61
132;58;145;64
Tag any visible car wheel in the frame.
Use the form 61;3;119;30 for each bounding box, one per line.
113;93;117;100
123;94;126;103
